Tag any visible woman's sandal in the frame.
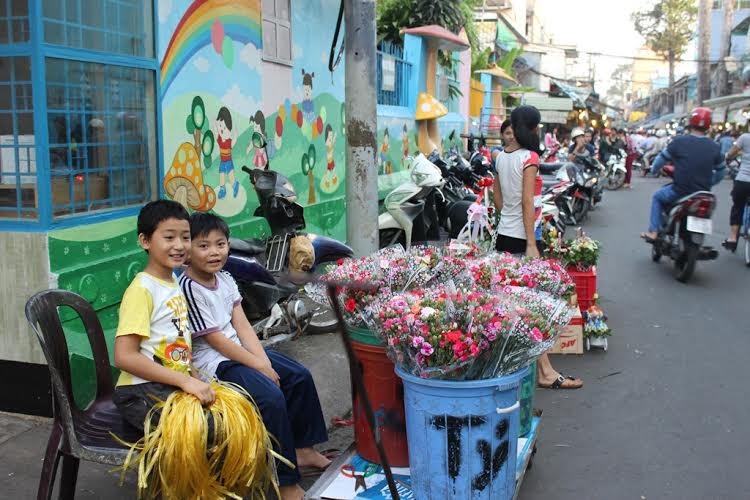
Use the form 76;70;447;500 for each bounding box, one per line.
297;449;341;478
538;374;583;390
722;239;738;253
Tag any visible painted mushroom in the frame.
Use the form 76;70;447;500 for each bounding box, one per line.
415;92;448;156
164;142;215;211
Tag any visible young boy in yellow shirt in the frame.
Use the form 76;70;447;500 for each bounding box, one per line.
113;200;214;429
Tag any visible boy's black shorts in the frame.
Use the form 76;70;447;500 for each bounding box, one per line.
113;382;181;432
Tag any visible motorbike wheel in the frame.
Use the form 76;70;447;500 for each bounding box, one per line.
605;171;625;190
379;228;405;249
571;197;590;225
674;241;699;283
299;294;339;334
651;244;662;262
744;237;750;268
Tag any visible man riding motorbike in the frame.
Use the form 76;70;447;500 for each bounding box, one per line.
568;127;594;160
640;107;723;241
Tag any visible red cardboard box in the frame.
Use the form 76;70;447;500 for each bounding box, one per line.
548;309;583;355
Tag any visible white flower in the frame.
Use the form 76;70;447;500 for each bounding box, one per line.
420;307;436;319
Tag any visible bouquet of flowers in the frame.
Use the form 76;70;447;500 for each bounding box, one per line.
564;235;600;271
583;305;611;338
362;284;517;379
363;282;576;380
462;253;574;300
314;245;469;327
464;286;576;379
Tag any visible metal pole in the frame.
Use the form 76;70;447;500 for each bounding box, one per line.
344;0;379;256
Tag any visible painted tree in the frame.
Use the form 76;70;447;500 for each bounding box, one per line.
185;96;215;169
301;144;317;204
631;0;698;112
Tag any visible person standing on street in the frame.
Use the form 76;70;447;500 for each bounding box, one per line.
492;105;583;390
720;131;750;251
640;108;722;242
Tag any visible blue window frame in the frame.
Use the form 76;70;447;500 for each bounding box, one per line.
0;0;160;230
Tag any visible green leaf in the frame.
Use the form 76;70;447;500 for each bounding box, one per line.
202;130;215;156
191;96;206;130
301;153;310;174
186;114;196;134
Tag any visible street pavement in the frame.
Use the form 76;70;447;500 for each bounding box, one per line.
521;174;750;500
1;174;748;499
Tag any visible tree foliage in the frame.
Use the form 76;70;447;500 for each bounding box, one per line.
631;0;698;62
377;0;481;51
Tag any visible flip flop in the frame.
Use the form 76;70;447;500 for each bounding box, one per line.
640;232;657;243
538;374;583;390
297;449;340;478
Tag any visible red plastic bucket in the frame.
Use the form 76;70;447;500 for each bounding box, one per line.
351;340;409;467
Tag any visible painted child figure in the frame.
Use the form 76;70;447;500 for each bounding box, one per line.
320;124;338;193
180;213;331;500
246;110;269;170
401;123;410;169
214;106;240;199
301;69;316;122
380;128;392;174
113;200;215;431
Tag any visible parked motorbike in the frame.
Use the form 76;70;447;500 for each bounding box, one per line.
552;156;603;225
223;162;354;340
378;153;445;249
604;149;627;190
646;166;719;283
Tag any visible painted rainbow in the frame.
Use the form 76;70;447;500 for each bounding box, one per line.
160;0;262;92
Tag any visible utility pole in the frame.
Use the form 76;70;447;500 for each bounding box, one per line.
344;0;379;256
717;0;736;97
696;0;712;104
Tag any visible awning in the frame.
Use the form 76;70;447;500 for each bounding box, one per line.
521;95;573;111
551;79;588;108
703;92;750;109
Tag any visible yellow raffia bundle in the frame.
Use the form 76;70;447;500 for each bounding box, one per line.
116;380;292;499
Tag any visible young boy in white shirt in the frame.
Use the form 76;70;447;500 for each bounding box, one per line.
180;213;330;500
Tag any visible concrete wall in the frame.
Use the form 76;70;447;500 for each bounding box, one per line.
1;232;48;365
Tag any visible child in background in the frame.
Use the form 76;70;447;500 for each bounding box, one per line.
113;200;215;431
180;213;330;500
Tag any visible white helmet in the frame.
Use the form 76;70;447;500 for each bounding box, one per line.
571;127;585;140
655;129;667;138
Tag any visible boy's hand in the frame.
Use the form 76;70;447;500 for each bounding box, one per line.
181;377;216;405
258;365;280;386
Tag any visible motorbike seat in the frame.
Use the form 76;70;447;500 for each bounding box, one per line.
539;162;565;175
229;237;266;255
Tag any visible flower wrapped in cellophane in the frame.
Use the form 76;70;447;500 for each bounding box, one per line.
464;286;576;379
313;245;469;327
361;283;517;379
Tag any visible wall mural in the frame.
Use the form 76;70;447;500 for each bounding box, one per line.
158;0;347;244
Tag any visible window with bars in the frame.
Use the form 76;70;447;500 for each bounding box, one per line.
0;0;158;225
262;0;292;65
45;58;155;216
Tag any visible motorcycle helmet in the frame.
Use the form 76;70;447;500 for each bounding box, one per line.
656;129;667;138
571;127;585;140
688;107;712;131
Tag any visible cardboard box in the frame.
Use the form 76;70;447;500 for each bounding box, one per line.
548;309;583;355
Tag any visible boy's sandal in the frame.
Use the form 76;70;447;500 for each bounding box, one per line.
722;239;738;253
538;374;583;390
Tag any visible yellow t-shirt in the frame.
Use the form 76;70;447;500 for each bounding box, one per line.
115;272;192;386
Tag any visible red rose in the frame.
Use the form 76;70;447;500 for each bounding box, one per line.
345;298;357;313
337;258;344;266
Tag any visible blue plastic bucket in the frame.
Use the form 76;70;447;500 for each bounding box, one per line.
396;366;529;500
519;361;537;437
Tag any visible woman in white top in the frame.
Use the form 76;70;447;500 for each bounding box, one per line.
722;133;750;251
492;106;583;390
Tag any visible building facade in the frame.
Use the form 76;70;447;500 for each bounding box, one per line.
0;0;467;414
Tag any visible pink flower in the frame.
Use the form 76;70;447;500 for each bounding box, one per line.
411;335;425;347
420;342;434;356
531;327;543;342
